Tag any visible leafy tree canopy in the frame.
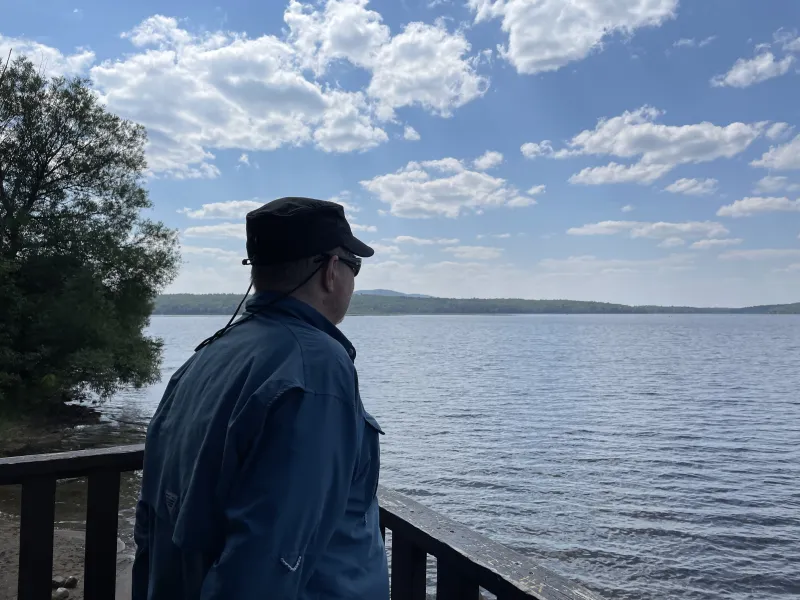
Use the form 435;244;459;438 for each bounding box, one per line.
0;56;180;414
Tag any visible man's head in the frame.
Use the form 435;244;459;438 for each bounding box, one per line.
245;197;373;324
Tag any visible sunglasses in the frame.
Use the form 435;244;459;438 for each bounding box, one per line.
319;253;361;276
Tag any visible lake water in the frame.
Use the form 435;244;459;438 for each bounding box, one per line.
8;314;800;599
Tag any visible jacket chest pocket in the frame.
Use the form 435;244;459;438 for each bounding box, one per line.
356;411;384;512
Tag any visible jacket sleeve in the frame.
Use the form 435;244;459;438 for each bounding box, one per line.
200;388;361;600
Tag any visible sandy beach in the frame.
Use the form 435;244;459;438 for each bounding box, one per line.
0;516;132;600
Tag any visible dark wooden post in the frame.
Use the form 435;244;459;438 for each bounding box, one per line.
391;534;427;600
437;559;480;600
18;476;57;600
84;470;122;600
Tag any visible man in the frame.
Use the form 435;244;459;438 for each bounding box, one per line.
132;197;389;600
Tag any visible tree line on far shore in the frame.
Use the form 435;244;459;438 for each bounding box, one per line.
154;294;800;316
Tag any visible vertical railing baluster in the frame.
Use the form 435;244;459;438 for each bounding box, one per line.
391;534;427;600
84;470;121;600
437;559;480;600
18;476;57;600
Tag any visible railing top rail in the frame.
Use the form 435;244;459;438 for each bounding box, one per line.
380;488;602;600
0;444;604;600
0;444;145;485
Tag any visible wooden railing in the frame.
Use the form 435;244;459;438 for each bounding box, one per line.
0;445;603;600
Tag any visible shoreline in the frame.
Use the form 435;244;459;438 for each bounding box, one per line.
0;515;133;600
154;293;800;315
151;311;800;317
0;411;101;458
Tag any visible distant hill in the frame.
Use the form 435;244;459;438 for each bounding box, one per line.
152;294;800;316
355;289;432;298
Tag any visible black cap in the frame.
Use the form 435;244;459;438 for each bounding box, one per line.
245;197;374;265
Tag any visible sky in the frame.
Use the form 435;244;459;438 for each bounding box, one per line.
3;0;800;306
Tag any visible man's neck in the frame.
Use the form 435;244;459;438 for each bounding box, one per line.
289;290;337;325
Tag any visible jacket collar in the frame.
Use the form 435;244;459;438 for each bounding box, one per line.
244;292;357;361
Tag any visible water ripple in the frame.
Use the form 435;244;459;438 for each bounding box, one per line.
4;314;797;600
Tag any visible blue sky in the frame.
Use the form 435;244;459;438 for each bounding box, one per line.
3;0;800;306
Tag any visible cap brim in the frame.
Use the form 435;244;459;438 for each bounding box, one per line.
343;235;374;258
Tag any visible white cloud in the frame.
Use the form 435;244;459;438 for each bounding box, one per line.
442;245;503;260
476;233;512;240
719;249;800;261
49;2;489;179
691;238;743;250
559;107;767;184
527;184;546;195
184;223;246;239
467;0;677;75
520;141;554;159
180;200;263;219
328;192;360;214
775;263;800;272
403;125;421;141
507;196;536;208
567;220;729;240
664;177;719;196
351;223;378;232
658;237;685;248
717;196;800;218
473;150;504;170
313;89;388;152
711;52;795;88
391;236;459;245
366;22;489;118
338;202;361;214
773;28;800;53
621;204;634;213
89;15;387;178
570;162;672;185
286;0;488;119
122;14;193;47
539;253;693;274
751;135;800;170
0;34;95;77
285;0;388;71
369;243;402;255
753;175;800;194
673;36;716;49
360;155;533;218
783;38;800;53
181;245;241;260
766;122;793;140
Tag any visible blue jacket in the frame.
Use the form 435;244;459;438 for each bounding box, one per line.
132;293;389;600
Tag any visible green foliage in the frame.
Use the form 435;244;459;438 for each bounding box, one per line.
0;56;180;413
153;294;800;316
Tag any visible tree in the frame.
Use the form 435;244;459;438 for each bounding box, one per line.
0;56;180;415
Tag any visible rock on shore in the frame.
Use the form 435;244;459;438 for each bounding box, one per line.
0;516;132;600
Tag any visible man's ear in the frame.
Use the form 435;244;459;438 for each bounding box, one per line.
321;255;338;293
